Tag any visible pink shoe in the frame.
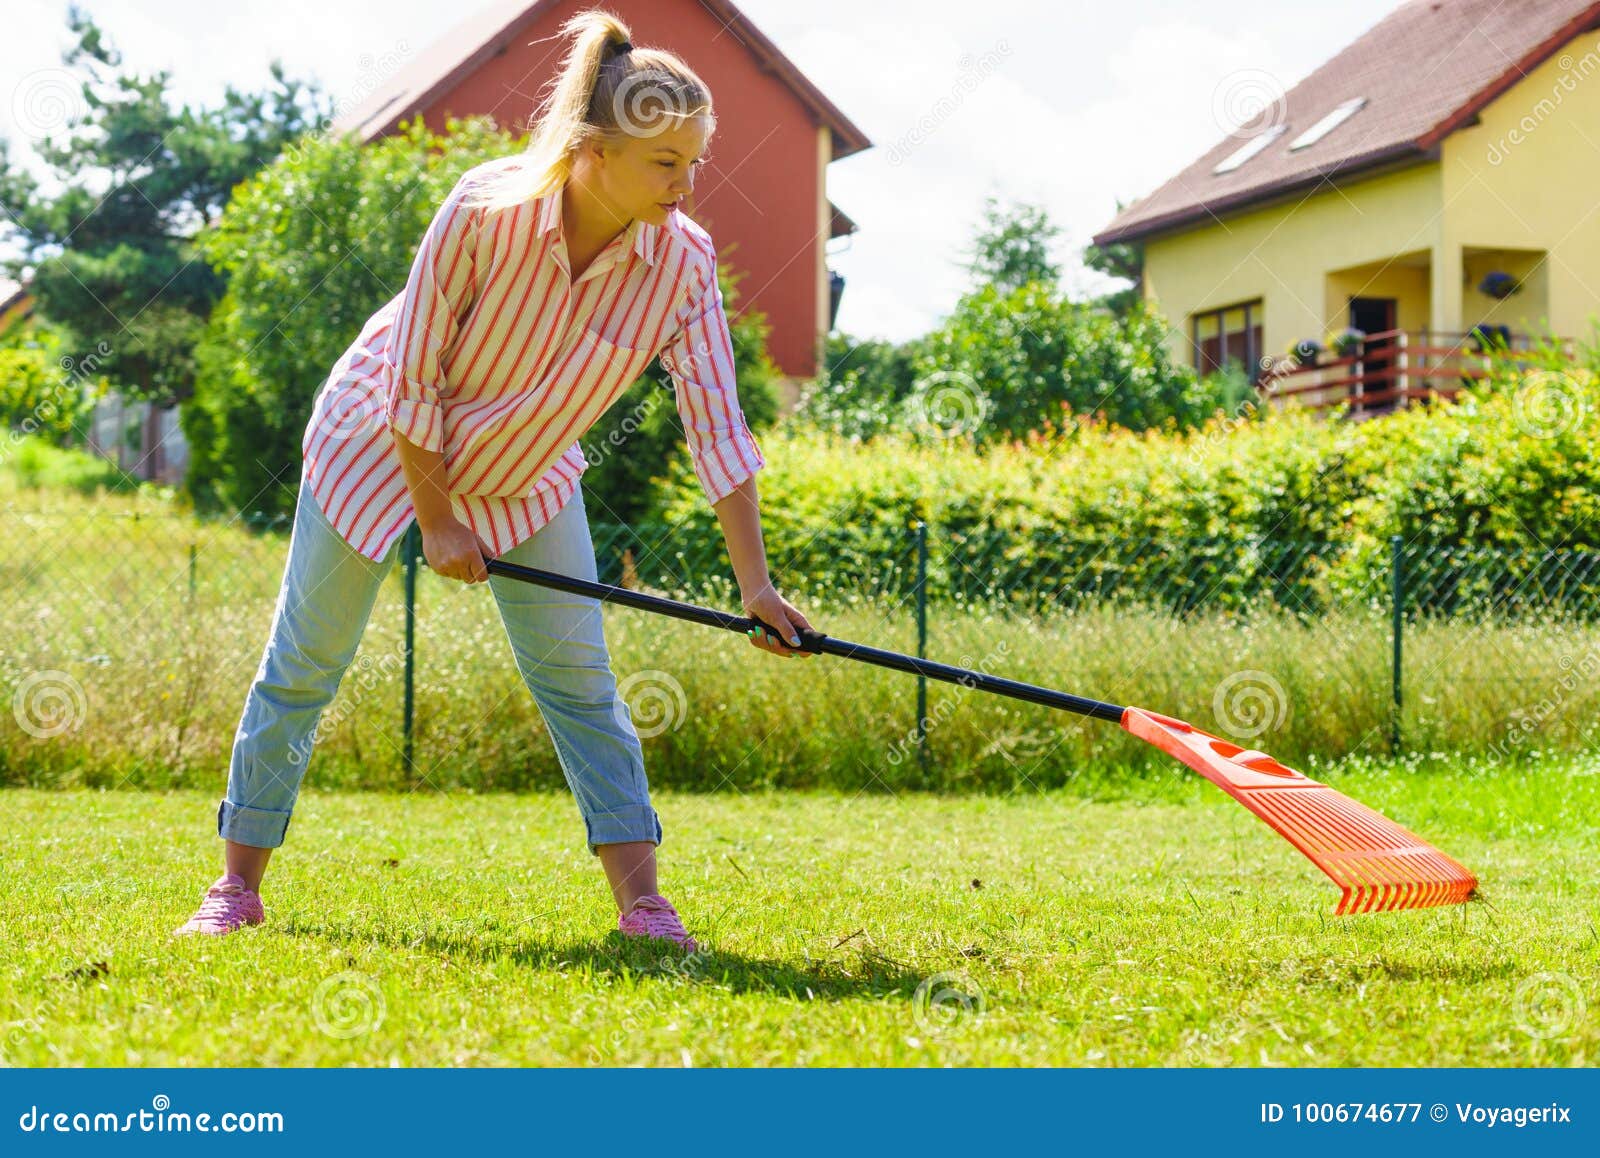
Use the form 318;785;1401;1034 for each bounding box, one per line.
618;894;698;951
172;872;265;937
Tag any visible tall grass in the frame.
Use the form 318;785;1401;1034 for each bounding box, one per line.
3;475;1595;793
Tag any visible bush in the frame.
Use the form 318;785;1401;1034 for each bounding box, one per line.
913;285;1233;442
791;331;930;442
1;434;136;495
0;323;96;448
649;328;1600;614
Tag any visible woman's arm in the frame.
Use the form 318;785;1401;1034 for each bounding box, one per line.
394;429;492;584
714;475;770;599
714;475;813;658
393;430;456;532
660;240;810;656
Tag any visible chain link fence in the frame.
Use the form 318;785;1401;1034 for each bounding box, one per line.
5;495;1598;791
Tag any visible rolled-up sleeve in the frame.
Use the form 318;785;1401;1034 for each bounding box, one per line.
382;175;480;453
660;256;767;506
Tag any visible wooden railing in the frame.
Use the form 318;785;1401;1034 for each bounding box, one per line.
1257;329;1572;418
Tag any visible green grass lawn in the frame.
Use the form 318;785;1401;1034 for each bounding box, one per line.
1;760;1595;1066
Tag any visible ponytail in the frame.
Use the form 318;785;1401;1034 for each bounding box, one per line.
462;7;716;215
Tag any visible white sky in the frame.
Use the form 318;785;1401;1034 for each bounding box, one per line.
4;0;1401;340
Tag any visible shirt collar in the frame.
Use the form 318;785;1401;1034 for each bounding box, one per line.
534;177;659;268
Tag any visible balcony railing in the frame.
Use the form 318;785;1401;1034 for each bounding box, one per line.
1259;329;1573;418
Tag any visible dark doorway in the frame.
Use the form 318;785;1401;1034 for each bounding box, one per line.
1348;297;1398;415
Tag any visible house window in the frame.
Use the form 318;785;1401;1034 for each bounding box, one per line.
1192;300;1264;379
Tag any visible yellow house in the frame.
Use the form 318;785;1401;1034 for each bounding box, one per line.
1093;0;1600;415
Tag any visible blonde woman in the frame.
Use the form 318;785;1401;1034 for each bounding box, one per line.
175;9;814;950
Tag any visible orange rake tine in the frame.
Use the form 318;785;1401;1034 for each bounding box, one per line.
476;561;1479;915
1122;707;1476;915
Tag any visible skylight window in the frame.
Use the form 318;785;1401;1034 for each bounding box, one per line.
1213;124;1287;174
1288;97;1367;150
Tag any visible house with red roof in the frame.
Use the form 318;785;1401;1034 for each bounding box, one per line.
1094;0;1600;416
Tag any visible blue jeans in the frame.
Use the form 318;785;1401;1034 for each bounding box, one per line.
218;472;662;855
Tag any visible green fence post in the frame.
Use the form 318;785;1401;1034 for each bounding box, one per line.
402;521;421;781
1390;533;1404;754
915;519;929;777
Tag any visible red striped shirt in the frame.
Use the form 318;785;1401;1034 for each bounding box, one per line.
302;154;767;563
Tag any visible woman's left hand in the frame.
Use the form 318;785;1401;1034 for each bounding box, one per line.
741;582;816;659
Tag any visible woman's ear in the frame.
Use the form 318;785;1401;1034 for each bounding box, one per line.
580;137;610;170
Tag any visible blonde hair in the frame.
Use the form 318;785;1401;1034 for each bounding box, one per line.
462;8;717;215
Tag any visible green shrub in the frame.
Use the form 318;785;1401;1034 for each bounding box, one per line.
913;286;1233;441
792;331;929;442
649;331;1600;616
1;434;136;495
0;324;96;448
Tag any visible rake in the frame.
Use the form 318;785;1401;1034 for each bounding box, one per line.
484;559;1478;916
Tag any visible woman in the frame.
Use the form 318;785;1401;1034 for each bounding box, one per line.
174;9;814;950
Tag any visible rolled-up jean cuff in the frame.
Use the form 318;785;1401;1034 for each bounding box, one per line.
585;804;662;856
217;799;293;849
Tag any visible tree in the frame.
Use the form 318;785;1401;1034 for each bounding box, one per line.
914;281;1224;441
959;195;1062;295
0;5;327;408
1082;199;1145;318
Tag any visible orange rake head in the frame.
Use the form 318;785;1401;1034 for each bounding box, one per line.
1122;707;1477;915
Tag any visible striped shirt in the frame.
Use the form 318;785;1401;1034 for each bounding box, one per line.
301;154;767;563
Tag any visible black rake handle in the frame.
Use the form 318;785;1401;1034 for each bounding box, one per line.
483;558;1126;723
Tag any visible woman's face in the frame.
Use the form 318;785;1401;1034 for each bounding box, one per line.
585;116;712;226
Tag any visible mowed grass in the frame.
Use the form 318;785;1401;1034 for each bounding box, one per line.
2;758;1596;1066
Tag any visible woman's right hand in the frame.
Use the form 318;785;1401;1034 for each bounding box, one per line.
420;516;495;584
